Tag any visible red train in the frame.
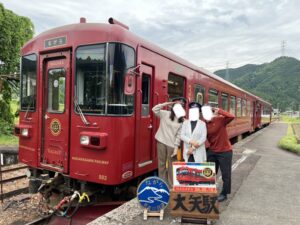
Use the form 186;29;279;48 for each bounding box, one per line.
15;18;271;200
176;167;216;185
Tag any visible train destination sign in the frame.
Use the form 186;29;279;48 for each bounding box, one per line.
44;36;67;48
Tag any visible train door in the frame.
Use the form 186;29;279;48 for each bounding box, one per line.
40;51;71;173
254;101;261;129
135;64;154;171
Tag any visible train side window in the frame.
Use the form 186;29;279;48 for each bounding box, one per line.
247;100;252;117
141;75;151;116
237;98;242;117
242;99;247;116
21;54;37;111
230;96;236;115
208;89;218;107
168;73;185;100
194;84;205;105
221;93;229;111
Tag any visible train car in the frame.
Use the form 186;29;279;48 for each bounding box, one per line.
15;18;271;202
176;167;215;185
259;98;272;127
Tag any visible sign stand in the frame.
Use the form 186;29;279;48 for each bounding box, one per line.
143;209;164;220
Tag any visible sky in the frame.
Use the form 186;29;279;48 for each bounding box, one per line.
1;0;300;72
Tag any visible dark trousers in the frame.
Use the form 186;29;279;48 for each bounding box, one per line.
207;150;233;195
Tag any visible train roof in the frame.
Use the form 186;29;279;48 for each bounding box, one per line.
23;19;271;106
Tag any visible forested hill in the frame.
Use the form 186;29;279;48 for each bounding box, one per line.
214;57;300;111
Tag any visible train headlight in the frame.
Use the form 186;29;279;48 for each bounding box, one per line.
21;128;29;137
80;135;90;145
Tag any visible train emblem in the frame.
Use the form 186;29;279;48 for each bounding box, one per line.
50;119;61;136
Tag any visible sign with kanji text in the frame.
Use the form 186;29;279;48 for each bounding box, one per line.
170;191;219;219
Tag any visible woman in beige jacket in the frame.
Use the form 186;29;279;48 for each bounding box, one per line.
152;100;185;187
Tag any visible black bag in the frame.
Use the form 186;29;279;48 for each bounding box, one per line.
188;154;195;162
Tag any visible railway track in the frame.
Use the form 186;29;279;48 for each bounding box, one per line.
0;163;28;202
24;201;126;225
0;154;126;224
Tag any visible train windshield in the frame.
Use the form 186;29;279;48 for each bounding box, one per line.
75;43;135;115
20;54;37;111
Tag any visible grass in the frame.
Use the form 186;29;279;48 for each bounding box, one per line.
0;134;19;145
280;115;300;123
278;124;300;155
0;100;19;146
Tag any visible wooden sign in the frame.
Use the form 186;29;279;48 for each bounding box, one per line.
170;191;219;220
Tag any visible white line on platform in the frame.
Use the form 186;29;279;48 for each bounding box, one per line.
218;148;256;182
231;155;247;171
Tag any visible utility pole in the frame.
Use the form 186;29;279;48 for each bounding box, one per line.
281;40;286;57
225;61;230;81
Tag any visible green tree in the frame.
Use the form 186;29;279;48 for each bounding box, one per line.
0;3;34;135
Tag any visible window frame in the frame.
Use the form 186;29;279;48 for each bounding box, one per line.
221;92;229;111
20;53;38;112
47;68;66;114
237;97;242;117
74;42;136;116
230;95;236;116
141;74;151;117
194;84;205;105
242;99;247;117
167;73;185;100
208;88;219;107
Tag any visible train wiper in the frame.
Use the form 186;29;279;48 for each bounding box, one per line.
74;98;90;125
24;96;33;120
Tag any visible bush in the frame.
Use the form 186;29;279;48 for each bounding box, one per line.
0;118;14;135
0;80;14;135
278;125;300;155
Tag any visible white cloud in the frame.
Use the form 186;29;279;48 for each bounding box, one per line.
1;0;300;71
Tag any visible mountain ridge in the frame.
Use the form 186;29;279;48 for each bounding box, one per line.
214;57;300;111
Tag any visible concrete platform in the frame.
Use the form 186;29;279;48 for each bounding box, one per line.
89;122;300;225
0;145;18;154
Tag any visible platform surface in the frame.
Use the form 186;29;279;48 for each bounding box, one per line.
90;122;300;225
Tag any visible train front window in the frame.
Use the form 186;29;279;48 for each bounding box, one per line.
107;43;135;115
21;54;37;111
76;44;106;114
75;43;135;115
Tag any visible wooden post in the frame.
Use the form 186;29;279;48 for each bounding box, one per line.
143;209;164;220
0;154;3;204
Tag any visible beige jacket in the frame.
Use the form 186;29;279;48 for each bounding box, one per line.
152;103;182;148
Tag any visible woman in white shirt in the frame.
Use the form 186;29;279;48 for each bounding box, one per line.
181;102;207;163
